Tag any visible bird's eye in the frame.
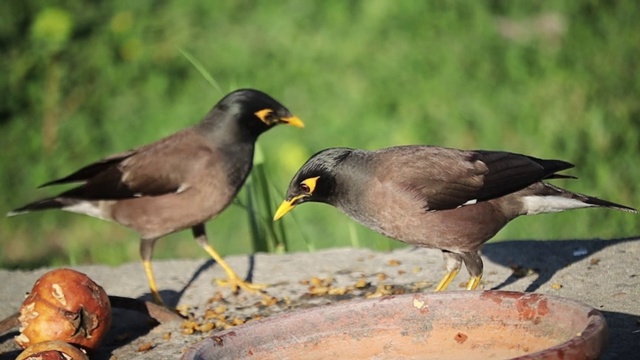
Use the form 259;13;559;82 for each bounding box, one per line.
299;176;320;194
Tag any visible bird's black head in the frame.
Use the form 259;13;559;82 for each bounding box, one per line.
199;89;304;139
273;148;352;220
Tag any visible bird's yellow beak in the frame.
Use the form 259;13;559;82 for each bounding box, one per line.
281;116;305;128
273;197;300;221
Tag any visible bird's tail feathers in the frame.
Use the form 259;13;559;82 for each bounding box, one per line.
579;194;637;213
7;198;77;217
520;182;637;215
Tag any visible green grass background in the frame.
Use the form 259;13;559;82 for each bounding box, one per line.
1;1;638;269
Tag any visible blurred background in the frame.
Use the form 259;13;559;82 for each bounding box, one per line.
1;1;638;269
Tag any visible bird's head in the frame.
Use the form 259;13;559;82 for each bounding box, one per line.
274;148;353;220
200;89;304;138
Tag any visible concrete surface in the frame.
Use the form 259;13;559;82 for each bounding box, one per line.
1;237;639;359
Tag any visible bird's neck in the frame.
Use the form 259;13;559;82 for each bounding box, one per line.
194;113;260;188
332;155;373;212
220;141;256;190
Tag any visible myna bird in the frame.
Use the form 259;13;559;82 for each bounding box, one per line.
8;89;304;305
274;145;636;291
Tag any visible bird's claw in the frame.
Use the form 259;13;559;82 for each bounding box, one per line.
215;277;267;294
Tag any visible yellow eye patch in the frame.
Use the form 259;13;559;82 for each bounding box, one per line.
254;108;274;124
300;176;320;193
273;176;319;221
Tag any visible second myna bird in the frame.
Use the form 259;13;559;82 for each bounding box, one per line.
274;145;636;291
8;89;304;305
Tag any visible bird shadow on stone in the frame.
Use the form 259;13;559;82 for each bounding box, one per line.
179;254;258;301
482;236;640;292
597;309;640;360
483;237;640;360
136;254;258;308
96;255;257;360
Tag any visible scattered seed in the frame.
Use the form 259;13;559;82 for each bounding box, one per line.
261;296;278;307
510;265;538;278
180;320;198;335
196;322;215;332
137;342;154;352
308;286;330;296
175;304;190;317
388;259;401;266
213;305;227;314
354;278;369;288
207;292;224;303
366;284;394;298
328;287;347;296
231;317;245;326
204;309;219;320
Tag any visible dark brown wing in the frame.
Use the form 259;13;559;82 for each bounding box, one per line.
39;150;137;188
374;146;574;211
56;130;220;200
469;150;574;203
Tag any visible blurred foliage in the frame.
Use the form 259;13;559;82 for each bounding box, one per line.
1;0;639;269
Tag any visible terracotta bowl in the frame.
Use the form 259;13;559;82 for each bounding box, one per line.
182;291;607;360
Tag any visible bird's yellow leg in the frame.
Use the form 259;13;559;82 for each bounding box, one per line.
143;260;166;306
434;268;460;291
201;243;266;293
466;275;482;290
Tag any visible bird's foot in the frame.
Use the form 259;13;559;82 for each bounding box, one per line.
434;268;461;291
465;275;482;290
215;276;267;294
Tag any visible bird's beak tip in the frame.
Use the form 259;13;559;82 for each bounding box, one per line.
273;200;296;221
282;116;304;128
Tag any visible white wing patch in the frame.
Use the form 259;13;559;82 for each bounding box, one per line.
65;201;112;221
522;196;592;215
176;183;190;194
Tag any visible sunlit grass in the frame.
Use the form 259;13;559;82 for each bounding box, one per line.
1;1;638;269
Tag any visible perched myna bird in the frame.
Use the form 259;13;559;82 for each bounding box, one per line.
8;89;304;305
274;146;636;291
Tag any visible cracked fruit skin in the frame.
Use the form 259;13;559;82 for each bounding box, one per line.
16;340;89;360
16;268;112;352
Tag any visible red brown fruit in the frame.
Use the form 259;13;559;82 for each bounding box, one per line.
16;268;112;352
